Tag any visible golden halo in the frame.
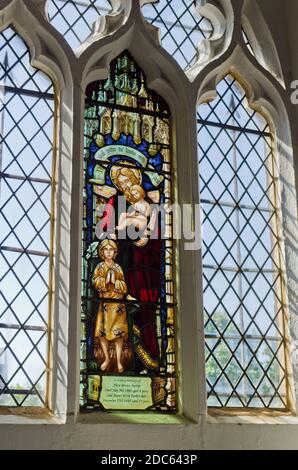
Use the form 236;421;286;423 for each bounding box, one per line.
110;160;142;191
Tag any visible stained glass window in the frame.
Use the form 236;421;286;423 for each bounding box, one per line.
142;0;213;71
198;75;289;409
48;0;111;49
81;51;176;412
0;27;55;407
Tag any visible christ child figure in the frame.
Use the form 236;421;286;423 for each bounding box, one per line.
116;184;151;233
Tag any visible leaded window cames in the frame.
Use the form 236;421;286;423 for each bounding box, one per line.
0;1;293;413
0;27;55;407
198;76;288;409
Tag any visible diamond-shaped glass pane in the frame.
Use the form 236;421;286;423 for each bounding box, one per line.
142;0;213;71
0;28;53;94
48;0;111;49
0;27;54;408
199;75;288;409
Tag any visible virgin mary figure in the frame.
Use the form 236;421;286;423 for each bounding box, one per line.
95;164;162;371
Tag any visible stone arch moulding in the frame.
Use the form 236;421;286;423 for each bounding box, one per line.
80;22;189;103
77;0;231;81
194;43;298;414
241;0;285;88
194;45;287;118
67;0;205;421
0;0;75;88
138;0;231;82
47;0;132;55
0;0;75;421
77;0;131;52
186;0;233;81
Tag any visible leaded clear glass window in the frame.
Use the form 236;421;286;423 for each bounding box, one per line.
80;51;176;412
48;0;111;49
198;75;289;409
0;27;55;407
142;0;213;71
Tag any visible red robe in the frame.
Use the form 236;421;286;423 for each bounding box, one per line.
98;195;161;362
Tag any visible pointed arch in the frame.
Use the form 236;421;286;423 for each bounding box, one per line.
0;24;55;408
0;0;75;419
196;47;298;411
0;0;75;89
242;0;284;87
63;1;205;419
46;0;132;52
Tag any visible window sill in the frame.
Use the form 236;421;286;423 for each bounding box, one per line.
0;407;65;425
77;411;194;425
207;408;298;425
